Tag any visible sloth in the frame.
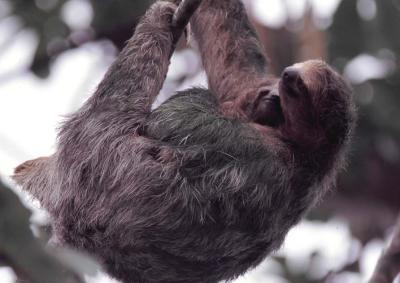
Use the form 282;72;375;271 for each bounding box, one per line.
13;0;356;282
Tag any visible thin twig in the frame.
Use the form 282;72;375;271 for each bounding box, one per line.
369;215;400;283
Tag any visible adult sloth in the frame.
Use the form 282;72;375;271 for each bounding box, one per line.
13;0;356;282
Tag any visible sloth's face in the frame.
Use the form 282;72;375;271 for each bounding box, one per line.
253;60;351;134
279;60;351;130
277;60;319;128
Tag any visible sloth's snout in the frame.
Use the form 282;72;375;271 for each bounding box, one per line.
281;67;307;98
282;67;300;84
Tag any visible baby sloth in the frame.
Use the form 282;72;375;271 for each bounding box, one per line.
13;0;356;282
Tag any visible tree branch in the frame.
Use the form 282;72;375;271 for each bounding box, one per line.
0;179;83;283
369;215;400;283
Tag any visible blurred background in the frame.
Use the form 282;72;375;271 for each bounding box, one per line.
0;0;399;282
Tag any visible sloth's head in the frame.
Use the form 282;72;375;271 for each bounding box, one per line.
252;60;355;149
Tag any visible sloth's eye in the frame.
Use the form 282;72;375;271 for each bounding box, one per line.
297;80;308;95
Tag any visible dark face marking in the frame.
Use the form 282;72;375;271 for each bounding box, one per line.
280;67;309;98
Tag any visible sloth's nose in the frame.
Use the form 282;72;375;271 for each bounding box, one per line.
282;68;300;83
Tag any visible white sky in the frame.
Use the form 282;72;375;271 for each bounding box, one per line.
251;0;343;28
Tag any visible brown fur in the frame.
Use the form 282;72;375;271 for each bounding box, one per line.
13;1;356;282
